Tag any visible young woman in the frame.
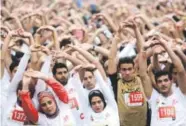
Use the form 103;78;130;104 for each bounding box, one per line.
72;65;120;126
19;70;76;125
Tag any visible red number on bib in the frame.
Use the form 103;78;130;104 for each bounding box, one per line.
159;106;175;118
12;110;27;122
129;92;144;103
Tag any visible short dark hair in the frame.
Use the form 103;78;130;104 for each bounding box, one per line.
84;68;94;74
154;70;172;83
11;51;24;62
9;60;19;73
52;62;68;75
16;80;35;99
118;57;134;68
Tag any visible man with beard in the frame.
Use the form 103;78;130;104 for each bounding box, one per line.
52;63;69;86
52;62;86;126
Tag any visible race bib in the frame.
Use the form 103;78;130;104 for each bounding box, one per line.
69;97;79;110
159;106;176;119
124;92;144;106
12;110;27;122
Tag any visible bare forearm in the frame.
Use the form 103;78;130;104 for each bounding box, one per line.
134;27;144;53
164;44;184;72
108;39;117;74
152;54;161;71
104;15;118;32
175;49;186;69
93;45;109;57
65;53;83;66
138;51;153;98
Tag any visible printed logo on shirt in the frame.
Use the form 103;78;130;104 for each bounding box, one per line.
64;115;69;122
80;113;85;120
124;92;144;106
69;97;79;110
158;106;176;120
68;88;74;94
11;110;27;122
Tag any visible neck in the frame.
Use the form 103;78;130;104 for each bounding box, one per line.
162;90;173;97
87;85;96;90
122;76;135;83
46;108;59;119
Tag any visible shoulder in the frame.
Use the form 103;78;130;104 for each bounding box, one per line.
38;113;47;124
148;89;159;103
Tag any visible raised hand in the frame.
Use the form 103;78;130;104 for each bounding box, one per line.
121;19;137;29
55;51;68;59
37;25;55;33
25;70;49;81
40;46;50;55
82;63;96;70
21;73;32;91
30;44;41;52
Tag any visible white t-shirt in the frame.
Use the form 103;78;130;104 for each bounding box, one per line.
2;53;30;126
38;105;76;126
149;88;186;126
84;83;102;95
0;68;10;123
88;106;119;126
3;103;27;126
72;70;120;126
64;74;86;126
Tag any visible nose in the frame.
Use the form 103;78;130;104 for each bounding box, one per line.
95;103;99;107
61;73;65;76
125;70;130;75
45;103;51;109
87;78;91;83
160;81;167;86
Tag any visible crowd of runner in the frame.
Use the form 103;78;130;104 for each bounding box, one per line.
0;0;186;126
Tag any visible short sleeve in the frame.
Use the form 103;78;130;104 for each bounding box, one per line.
148;89;159;105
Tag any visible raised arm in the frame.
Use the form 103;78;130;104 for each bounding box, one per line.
1;30;11;78
108;33;120;74
25;70;69;103
9;52;31;93
151;44;163;71
174;47;186;70
96;13;119;32
20;75;39;123
138;51;153;98
36;26;59;50
69;45;107;81
80;43;109;57
56;51;83;66
128;20;144;53
94;69;118;111
158;37;186;94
